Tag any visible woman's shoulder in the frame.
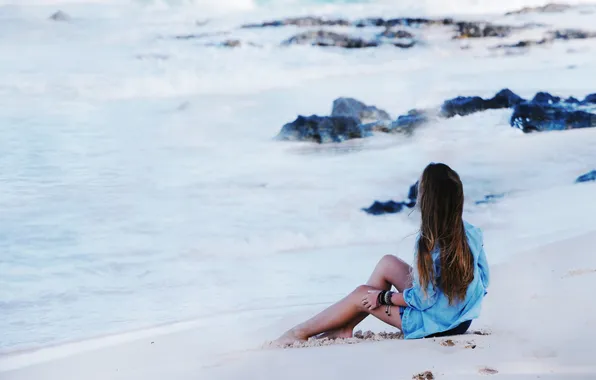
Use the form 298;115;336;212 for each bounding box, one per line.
463;220;481;234
463;220;484;250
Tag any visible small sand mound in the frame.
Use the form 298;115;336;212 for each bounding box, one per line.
479;367;499;375
413;370;434;380
564;268;596;278
472;329;492;336
266;330;403;349
440;339;456;347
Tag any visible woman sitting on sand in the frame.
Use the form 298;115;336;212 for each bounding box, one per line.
275;163;490;345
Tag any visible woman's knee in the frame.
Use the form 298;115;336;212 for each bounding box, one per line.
379;254;395;265
353;284;372;294
352;285;374;311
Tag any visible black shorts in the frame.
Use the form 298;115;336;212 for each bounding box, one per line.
425;320;472;338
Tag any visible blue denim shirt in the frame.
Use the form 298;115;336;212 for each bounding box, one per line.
401;221;490;339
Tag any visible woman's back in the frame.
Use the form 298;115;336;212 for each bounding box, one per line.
401;221;490;339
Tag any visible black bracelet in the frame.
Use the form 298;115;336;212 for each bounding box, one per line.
385;291;395;306
377;290;386;306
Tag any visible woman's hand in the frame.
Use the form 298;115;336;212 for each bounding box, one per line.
361;290;381;311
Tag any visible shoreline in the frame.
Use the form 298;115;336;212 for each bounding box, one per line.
3;230;596;379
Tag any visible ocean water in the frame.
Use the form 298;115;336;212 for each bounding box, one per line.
1;0;596;352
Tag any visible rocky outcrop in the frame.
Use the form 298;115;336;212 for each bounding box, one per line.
354;17;454;28
242;16;350;28
454;22;512;38
282;30;415;49
277;97;417;143
362;182;418;215
505;3;573;15
364;183;508;215
492;38;551;49
282;30;378;48
475;193;506;205
244;16;454;29
331;98;391;123
440;88;524;118
378;29;414;39
49;10;70;21
576;170;596;183
276;90;596;143
510;92;596;132
276;115;366;143
493;28;596;50
547;29;596;40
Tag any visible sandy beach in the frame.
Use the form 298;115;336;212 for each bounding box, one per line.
2;229;595;380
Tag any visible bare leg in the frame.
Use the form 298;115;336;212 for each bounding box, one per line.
274;285;404;346
274;255;413;345
320;255;413;339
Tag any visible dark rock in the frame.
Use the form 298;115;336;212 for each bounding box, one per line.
548;29;596;40
174;31;229;40
376;28;417;48
405;200;417;208
331;98;391;124
354;17;453;28
582;93;596;104
362;201;406;215
440;96;486;118
276;115;366;143
282;30;416;49
440;88;524;118
354;18;386;27
204;40;261;48
362;110;432;134
492;38;550;49
365;187;506;216
221;39;242;48
282;30;379;48
565;96;581;104
392;40;417;48
393;109;433;130
455;22;512;39
576;170;596;183
378;28;414;39
408;181;419;202
487;88;525;108
532;92;561;104
505;3;572;15
49;10;70;21
510;102;596;132
493;28;596;50
175;34;207;40
242;16;350;28
363;181;419;215
360;120;392;133
475;193;505;205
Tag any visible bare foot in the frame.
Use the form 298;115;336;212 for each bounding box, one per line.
316;327;354;340
272;329;307;347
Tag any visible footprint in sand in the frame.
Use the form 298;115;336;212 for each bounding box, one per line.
412;370;434;380
439;339;477;349
564;269;596;278
472;329;491;336
440;339;456;347
479;367;499;375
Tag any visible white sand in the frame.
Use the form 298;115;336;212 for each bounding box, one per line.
2;231;596;379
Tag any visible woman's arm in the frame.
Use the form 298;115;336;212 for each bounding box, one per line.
478;244;490;290
390;292;408;307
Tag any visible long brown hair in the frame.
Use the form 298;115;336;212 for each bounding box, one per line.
416;163;474;305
